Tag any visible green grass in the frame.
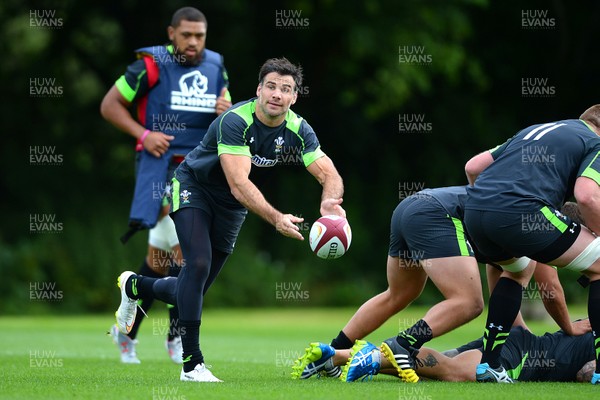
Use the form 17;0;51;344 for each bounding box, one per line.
0;307;596;399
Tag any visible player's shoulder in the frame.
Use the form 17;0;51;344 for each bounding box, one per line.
555;119;600;143
285;108;314;136
516;119;593;141
202;48;225;66
285;108;304;132
216;99;255;133
223;99;255;122
134;44;167;57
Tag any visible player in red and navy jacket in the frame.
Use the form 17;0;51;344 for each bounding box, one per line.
100;6;231;365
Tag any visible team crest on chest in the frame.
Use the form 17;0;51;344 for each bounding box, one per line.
274;136;284;154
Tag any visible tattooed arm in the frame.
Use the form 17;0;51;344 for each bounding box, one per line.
576;360;595;383
409;347;482;382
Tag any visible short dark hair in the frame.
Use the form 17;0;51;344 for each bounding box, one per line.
170;7;207;28
258;57;303;91
561;201;585;225
580;105;600;131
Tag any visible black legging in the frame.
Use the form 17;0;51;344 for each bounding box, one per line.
170;207;229;321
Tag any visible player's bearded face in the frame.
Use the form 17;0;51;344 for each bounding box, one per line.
256;73;298;119
168;20;206;66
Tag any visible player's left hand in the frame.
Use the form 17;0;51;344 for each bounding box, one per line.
215;87;232;115
275;213;305;241
320;198;346;218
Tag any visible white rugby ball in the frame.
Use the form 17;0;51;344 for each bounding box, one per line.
309;215;352;259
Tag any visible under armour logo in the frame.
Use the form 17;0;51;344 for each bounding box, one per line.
569;223;577;234
489;323;504;331
249;137;255;143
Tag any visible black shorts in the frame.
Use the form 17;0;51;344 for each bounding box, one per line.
463;206;580;264
388;195;474;260
170;167;247;254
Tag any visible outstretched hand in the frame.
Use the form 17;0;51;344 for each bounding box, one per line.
320;198;346;218
275;213;305;241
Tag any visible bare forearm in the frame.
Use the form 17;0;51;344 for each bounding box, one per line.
533;264;573;334
465;151;494;186
576;360;595;382
307;156;343;200
230;179;281;226
321;173;343;201
540;287;573;334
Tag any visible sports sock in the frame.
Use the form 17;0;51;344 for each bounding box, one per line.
331;330;353;349
125;274;157;300
588;280;600;373
180;319;203;372
167;303;179;341
128;260;162;339
167;262;182;341
481;277;523;368
396;319;433;350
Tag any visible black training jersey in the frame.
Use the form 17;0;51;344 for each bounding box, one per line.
417;186;468;220
502;327;594;382
454;327;594;382
176;98;325;208
466;119;600;212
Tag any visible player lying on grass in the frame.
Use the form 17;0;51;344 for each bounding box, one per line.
293;323;595;383
302;185;587;380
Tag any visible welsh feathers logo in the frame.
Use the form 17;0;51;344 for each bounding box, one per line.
180;190;192;204
274;136;284;154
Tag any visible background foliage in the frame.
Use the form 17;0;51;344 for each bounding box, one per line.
2;0;599;313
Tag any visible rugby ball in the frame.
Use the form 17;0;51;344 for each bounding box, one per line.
309;215;352;259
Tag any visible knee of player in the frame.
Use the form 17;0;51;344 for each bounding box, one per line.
186;256;212;275
456;293;484;319
470;296;484;318
385;288;414;312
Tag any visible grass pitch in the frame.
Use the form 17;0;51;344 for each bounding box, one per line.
0;307;596;399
